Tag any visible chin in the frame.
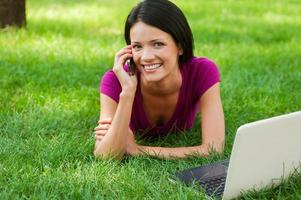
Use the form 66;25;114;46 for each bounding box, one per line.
142;74;165;83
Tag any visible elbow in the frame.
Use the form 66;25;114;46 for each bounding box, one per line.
93;143;124;160
93;148;103;157
212;134;225;153
215;138;225;153
213;139;225;154
201;139;225;155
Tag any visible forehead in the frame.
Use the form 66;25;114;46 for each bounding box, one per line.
130;21;173;43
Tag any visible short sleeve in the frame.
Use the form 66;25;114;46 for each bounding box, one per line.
100;70;122;103
199;59;220;96
190;58;220;100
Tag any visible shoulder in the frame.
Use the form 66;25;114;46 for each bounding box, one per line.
101;63;130;84
182;57;220;81
182;57;221;98
102;69;116;80
100;69;121;103
184;57;219;73
102;63;129;79
101;69;119;90
100;63;130;103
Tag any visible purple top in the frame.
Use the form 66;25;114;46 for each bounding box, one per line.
100;57;220;137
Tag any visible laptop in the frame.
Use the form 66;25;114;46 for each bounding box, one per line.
171;111;301;200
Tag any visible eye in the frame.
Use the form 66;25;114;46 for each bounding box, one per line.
132;44;142;51
154;42;164;48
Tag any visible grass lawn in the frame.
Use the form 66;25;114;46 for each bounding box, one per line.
1;0;301;199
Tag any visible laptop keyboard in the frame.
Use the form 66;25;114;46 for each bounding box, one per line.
199;175;226;197
171;160;229;198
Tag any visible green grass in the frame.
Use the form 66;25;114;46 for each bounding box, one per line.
1;0;301;199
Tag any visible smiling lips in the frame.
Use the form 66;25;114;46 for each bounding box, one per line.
143;64;162;72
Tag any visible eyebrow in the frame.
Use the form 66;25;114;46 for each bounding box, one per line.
131;39;165;43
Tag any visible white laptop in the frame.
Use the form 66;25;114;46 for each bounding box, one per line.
171;111;301;199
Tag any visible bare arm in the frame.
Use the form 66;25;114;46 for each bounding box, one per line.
94;45;137;159
199;83;225;152
132;145;207;159
129;83;225;159
94;92;135;159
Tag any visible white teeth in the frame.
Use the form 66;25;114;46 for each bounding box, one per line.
144;64;161;70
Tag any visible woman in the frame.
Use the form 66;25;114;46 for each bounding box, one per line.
94;0;225;159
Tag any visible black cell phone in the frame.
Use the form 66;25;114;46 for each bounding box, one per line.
128;58;136;76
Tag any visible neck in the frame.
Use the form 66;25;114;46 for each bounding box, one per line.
141;67;182;96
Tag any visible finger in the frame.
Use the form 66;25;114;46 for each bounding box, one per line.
98;118;112;124
116;50;132;58
95;135;104;141
94;127;108;132
116;46;132;57
94;134;106;139
98;120;110;125
113;53;133;73
94;130;107;135
118;53;133;64
94;124;110;131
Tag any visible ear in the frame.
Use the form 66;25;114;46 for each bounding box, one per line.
178;45;183;55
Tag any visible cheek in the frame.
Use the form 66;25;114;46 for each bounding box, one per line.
132;54;142;70
161;46;179;56
161;50;179;61
132;54;139;63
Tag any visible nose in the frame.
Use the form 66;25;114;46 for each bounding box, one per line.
140;48;155;62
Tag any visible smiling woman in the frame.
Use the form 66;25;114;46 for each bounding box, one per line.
130;22;182;83
93;0;225;159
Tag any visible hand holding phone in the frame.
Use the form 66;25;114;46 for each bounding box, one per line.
128;58;136;76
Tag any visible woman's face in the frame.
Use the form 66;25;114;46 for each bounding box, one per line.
130;21;183;83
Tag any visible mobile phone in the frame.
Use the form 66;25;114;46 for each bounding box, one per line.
128;58;136;76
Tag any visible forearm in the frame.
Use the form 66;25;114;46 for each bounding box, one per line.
134;145;210;159
94;91;134;158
